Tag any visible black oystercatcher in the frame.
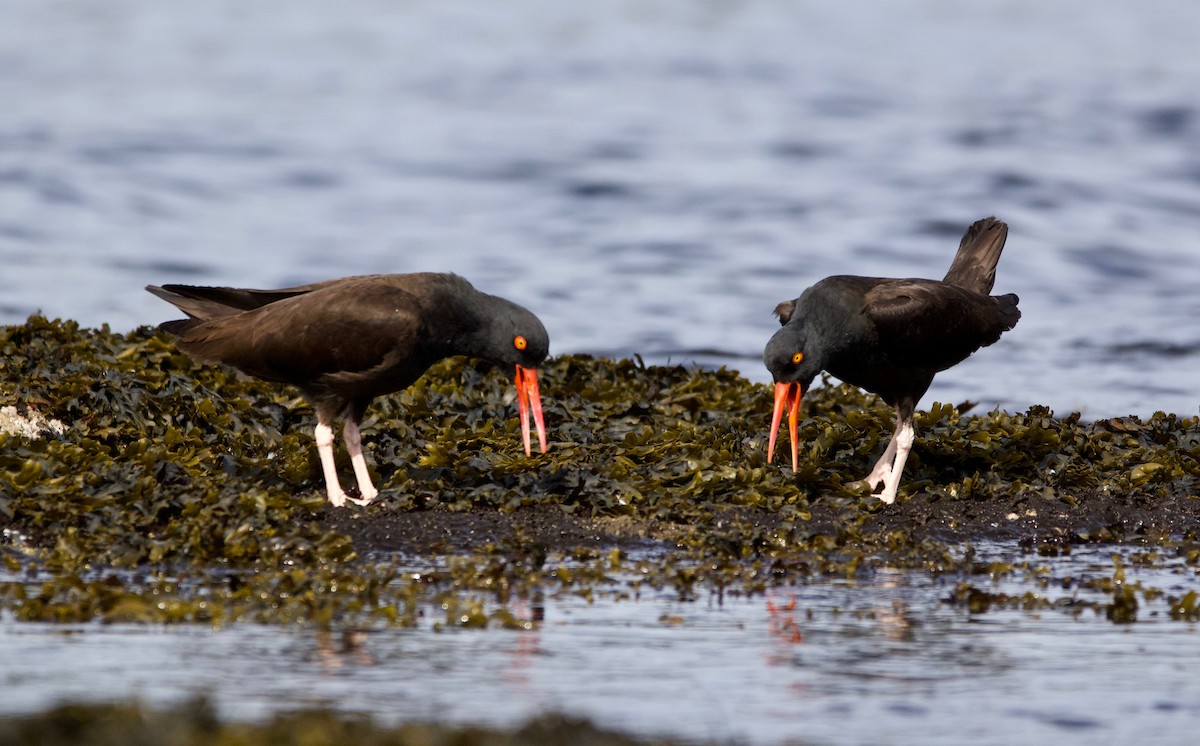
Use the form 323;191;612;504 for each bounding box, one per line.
763;217;1020;504
147;273;549;507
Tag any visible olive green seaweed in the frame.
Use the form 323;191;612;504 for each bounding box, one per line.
1;316;1198;626
0;698;686;746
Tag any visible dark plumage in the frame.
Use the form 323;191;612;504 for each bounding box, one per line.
147;273;550;507
764;217;1020;503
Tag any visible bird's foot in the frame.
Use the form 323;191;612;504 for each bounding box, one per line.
875;484;899;505
862;468;902;504
343;492;376;507
860;465;892;492
345;482;379;506
325;485;377;508
847;478;883;496
851;468;899;504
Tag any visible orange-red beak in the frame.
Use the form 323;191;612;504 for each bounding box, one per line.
768;381;802;472
515;365;548;456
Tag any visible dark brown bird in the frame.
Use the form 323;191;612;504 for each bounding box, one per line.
147;273;549;507
763;217;1020;503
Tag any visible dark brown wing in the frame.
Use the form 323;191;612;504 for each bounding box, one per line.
170;278;427;388
863;279;1019;371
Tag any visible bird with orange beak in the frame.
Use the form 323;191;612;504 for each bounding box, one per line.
763;217;1020;504
148;273;549;507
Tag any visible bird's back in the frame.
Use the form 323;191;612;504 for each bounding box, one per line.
861;279;1018;365
768;216;1019;408
146;274;453;327
148;274;482;403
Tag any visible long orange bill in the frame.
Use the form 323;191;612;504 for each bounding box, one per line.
767;381;803;472
515;365;548;456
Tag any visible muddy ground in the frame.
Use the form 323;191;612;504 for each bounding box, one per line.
316;484;1200;557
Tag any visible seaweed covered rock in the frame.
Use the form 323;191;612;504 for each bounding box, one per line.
2;316;1199;624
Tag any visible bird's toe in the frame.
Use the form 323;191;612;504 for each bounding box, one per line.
357;485;380;503
861;473;888;491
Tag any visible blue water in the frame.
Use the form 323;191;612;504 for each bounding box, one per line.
2;545;1199;745
1;0;1198;417
3;4;1200;742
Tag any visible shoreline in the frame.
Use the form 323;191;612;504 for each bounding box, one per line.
2;316;1198;626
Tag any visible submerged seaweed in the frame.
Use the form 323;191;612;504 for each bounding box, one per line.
0;699;681;746
1;316;1199;625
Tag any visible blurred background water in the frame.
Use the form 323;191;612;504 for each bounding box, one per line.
2;0;1199;417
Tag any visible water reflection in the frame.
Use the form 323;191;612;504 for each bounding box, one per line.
2;545;1198;743
314;628;375;671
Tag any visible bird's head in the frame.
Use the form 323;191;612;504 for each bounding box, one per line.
476;297;550;457
762;308;821;473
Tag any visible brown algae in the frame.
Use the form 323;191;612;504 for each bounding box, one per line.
2;316;1199;626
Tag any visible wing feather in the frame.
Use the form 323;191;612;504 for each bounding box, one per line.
172;279;426;386
863;279;1018;369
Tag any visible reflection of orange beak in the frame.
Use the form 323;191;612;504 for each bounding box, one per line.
768;381;802;472
515;365;548;456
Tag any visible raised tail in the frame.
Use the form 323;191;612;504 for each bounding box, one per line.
942;217;1009;295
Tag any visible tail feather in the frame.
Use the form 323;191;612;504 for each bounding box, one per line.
146;283;319;328
158;318;203;336
942;217;1008;295
146;285;242;323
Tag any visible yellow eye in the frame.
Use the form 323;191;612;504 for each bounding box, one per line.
791;352;804;365
514;335;528;351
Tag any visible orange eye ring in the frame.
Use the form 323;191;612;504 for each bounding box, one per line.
514;335;528;351
791;352;804;365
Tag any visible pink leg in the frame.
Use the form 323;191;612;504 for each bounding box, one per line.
863;419;903;490
314;421;351;507
874;419;914;505
342;419;379;506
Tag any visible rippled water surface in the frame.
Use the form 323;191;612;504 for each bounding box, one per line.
3;2;1200;743
3;545;1199;744
2;0;1199;417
